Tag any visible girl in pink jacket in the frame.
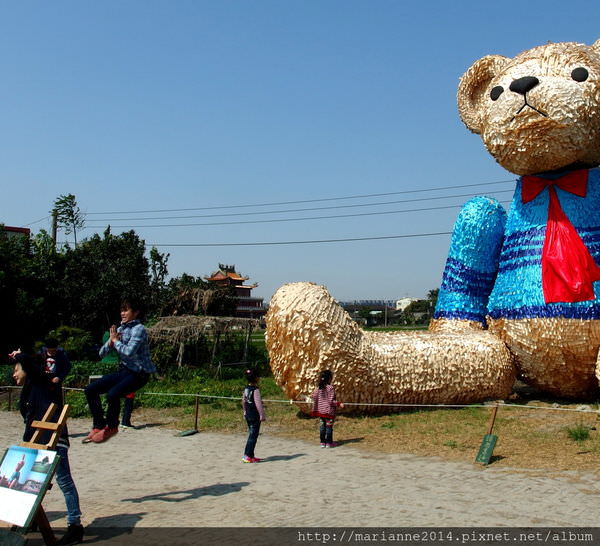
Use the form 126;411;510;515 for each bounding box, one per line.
311;369;343;448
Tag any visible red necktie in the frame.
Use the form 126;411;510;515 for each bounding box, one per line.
522;169;600;303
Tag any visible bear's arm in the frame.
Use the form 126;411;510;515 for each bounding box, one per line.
433;196;506;325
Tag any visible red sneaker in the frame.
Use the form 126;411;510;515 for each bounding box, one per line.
90;426;119;443
82;428;102;444
251;457;262;462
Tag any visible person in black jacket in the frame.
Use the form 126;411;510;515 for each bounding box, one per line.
9;347;84;545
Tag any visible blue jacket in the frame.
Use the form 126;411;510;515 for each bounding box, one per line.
99;320;156;374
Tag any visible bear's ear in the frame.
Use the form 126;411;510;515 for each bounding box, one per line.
592;39;600;52
457;55;509;134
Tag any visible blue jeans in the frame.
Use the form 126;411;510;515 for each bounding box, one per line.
85;368;149;429
244;419;261;458
319;418;334;444
56;446;81;525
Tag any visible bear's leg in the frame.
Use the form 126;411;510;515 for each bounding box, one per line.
431;196;506;332
266;282;515;414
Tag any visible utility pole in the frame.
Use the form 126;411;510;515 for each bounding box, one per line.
51;210;58;251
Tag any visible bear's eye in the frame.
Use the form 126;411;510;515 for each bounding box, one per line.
571;67;589;82
490;86;504;101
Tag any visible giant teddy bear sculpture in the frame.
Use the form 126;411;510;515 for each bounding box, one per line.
266;39;600;413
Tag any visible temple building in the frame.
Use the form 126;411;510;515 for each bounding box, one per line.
204;264;266;319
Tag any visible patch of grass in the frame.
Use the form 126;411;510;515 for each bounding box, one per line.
63;390;93;417
566;423;590;443
61;373;286;417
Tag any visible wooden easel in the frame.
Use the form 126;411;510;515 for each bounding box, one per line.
20;403;70;451
16;403;70;546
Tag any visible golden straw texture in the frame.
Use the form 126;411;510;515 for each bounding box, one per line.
458;40;600;175
266;283;515;414
488;318;600;398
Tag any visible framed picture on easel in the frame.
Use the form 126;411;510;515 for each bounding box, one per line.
0;445;59;528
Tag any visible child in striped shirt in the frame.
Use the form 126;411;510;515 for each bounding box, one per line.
311;369;344;448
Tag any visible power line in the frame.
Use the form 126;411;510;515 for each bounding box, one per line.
23;215;51;227
85;199;513;229
145;231;453;247
85;178;516;215
84;189;515;223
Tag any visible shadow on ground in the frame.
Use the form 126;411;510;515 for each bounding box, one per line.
261;453;305;462
121;482;250;503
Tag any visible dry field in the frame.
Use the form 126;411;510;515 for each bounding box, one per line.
135;382;600;477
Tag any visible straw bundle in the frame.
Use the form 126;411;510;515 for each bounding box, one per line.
148;315;260;345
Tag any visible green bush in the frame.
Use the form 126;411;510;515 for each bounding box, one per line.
567;424;590;442
63;390;94;418
65;361;119;388
149;331;269;373
45;325;96;360
1;364;14;385
150;340;178;372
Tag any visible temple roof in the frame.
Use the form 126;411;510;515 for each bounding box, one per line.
204;264;250;283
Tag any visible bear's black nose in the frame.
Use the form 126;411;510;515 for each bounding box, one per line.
509;76;540;95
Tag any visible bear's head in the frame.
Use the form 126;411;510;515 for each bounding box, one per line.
458;40;600;175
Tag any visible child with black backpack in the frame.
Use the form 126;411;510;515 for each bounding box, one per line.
241;368;266;463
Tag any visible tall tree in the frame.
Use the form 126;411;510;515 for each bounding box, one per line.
0;227;49;352
427;288;439;311
52;194;85;247
160;274;238;317
149;246;170;313
29;229;67;329
59;228;151;337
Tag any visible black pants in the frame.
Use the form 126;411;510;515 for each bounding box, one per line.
121;394;135;426
85;368;149;429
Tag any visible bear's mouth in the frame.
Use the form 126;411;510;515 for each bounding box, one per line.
510;99;548;122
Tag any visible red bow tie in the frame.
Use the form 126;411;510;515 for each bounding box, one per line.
522;169;600;303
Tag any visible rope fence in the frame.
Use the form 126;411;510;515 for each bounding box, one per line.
1;384;599;414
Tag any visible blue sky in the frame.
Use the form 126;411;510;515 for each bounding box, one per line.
2;1;599;302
